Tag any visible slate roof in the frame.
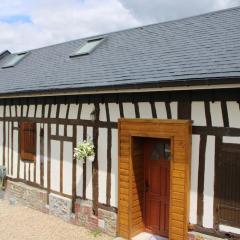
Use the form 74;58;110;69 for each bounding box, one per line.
0;6;240;96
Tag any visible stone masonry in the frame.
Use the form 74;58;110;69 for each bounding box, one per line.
75;199;117;237
6;181;228;239
5;181;117;237
49;193;72;221
5;180;48;213
188;232;227;240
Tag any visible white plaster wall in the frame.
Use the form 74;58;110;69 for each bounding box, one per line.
0;106;3;117
81;104;94;120
189;134;200;224
17;105;21;117
123;102;135;118
99;103;107;122
191;102;206;126
25;163;29;180
155;102;168;119
223;136;240;144
63;141;73;195
68;104;78;119
51;124;56;135
98;128;108;204
86;127;93;200
76;125;83;197
5;105;10;117
11;105;16;117
19;159;24;179
12;128;18;178
36;105;42;118
35;123;41;184
59;104;68;119
30;163;34;182
108;103;120;122
111;129;118;207
209;102;224;127
67;125;73;137
44;105;49;118
22;105;27;117
43;124;48;188
59;124;64;136
8;122;12;177
227;101;240;128
50;104;57;118
28;105;35;118
170;102;178;119
203;135;215;228
138;102;152;118
0;121;3;166
5;122;9;175
219;225;240;235
50;140;60;192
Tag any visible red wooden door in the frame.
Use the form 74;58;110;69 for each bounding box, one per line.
144;139;170;237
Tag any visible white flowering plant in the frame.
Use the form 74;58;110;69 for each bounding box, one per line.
74;138;95;162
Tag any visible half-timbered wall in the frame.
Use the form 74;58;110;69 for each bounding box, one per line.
0;88;239;237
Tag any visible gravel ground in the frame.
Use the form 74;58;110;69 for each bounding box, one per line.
0;197;113;240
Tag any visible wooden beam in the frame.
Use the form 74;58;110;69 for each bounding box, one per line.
197;135;207;226
92;103;100;215
82;126;87;200
72;125;77;213
221;101;229;127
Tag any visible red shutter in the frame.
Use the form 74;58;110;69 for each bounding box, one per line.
20;122;36;161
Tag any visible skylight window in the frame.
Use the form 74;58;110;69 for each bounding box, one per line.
70;38;105;57
2;52;29;68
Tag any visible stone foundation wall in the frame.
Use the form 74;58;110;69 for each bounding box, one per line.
188;232;227;240
49;193;72;221
7;181;229;239
75;199;117;236
5;180;48;213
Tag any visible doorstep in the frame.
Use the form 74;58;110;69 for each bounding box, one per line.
115;232;167;240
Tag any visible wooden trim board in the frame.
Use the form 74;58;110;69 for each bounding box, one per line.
118;119;192;239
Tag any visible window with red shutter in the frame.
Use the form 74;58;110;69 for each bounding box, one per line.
20;122;36;161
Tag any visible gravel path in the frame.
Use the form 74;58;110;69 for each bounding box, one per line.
0;198;113;240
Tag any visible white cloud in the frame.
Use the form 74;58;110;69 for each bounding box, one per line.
0;0;239;52
119;0;240;23
0;0;140;52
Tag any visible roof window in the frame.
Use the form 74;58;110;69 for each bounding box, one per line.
2;51;29;68
70;38;105;57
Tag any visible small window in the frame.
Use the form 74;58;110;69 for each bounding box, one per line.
2;52;29;68
20;122;36;161
70;38;105;57
150;140;171;161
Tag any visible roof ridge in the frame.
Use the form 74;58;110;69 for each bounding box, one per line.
9;5;240;54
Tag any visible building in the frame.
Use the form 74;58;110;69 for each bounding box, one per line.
0;6;240;240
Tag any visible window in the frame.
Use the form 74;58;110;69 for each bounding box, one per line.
150;140;171;161
2;52;29;68
20;122;36;161
70;38;105;57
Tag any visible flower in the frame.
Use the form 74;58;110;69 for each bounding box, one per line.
74;137;95;161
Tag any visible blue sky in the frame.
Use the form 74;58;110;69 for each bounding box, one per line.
0;15;32;24
0;0;239;52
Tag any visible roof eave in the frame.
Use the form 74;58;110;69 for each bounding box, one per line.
0;76;239;99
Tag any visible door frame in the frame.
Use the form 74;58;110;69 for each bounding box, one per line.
118;119;192;239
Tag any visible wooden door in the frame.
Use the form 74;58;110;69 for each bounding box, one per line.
144;139;170;237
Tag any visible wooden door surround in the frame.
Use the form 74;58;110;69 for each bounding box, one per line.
118;119;192;239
